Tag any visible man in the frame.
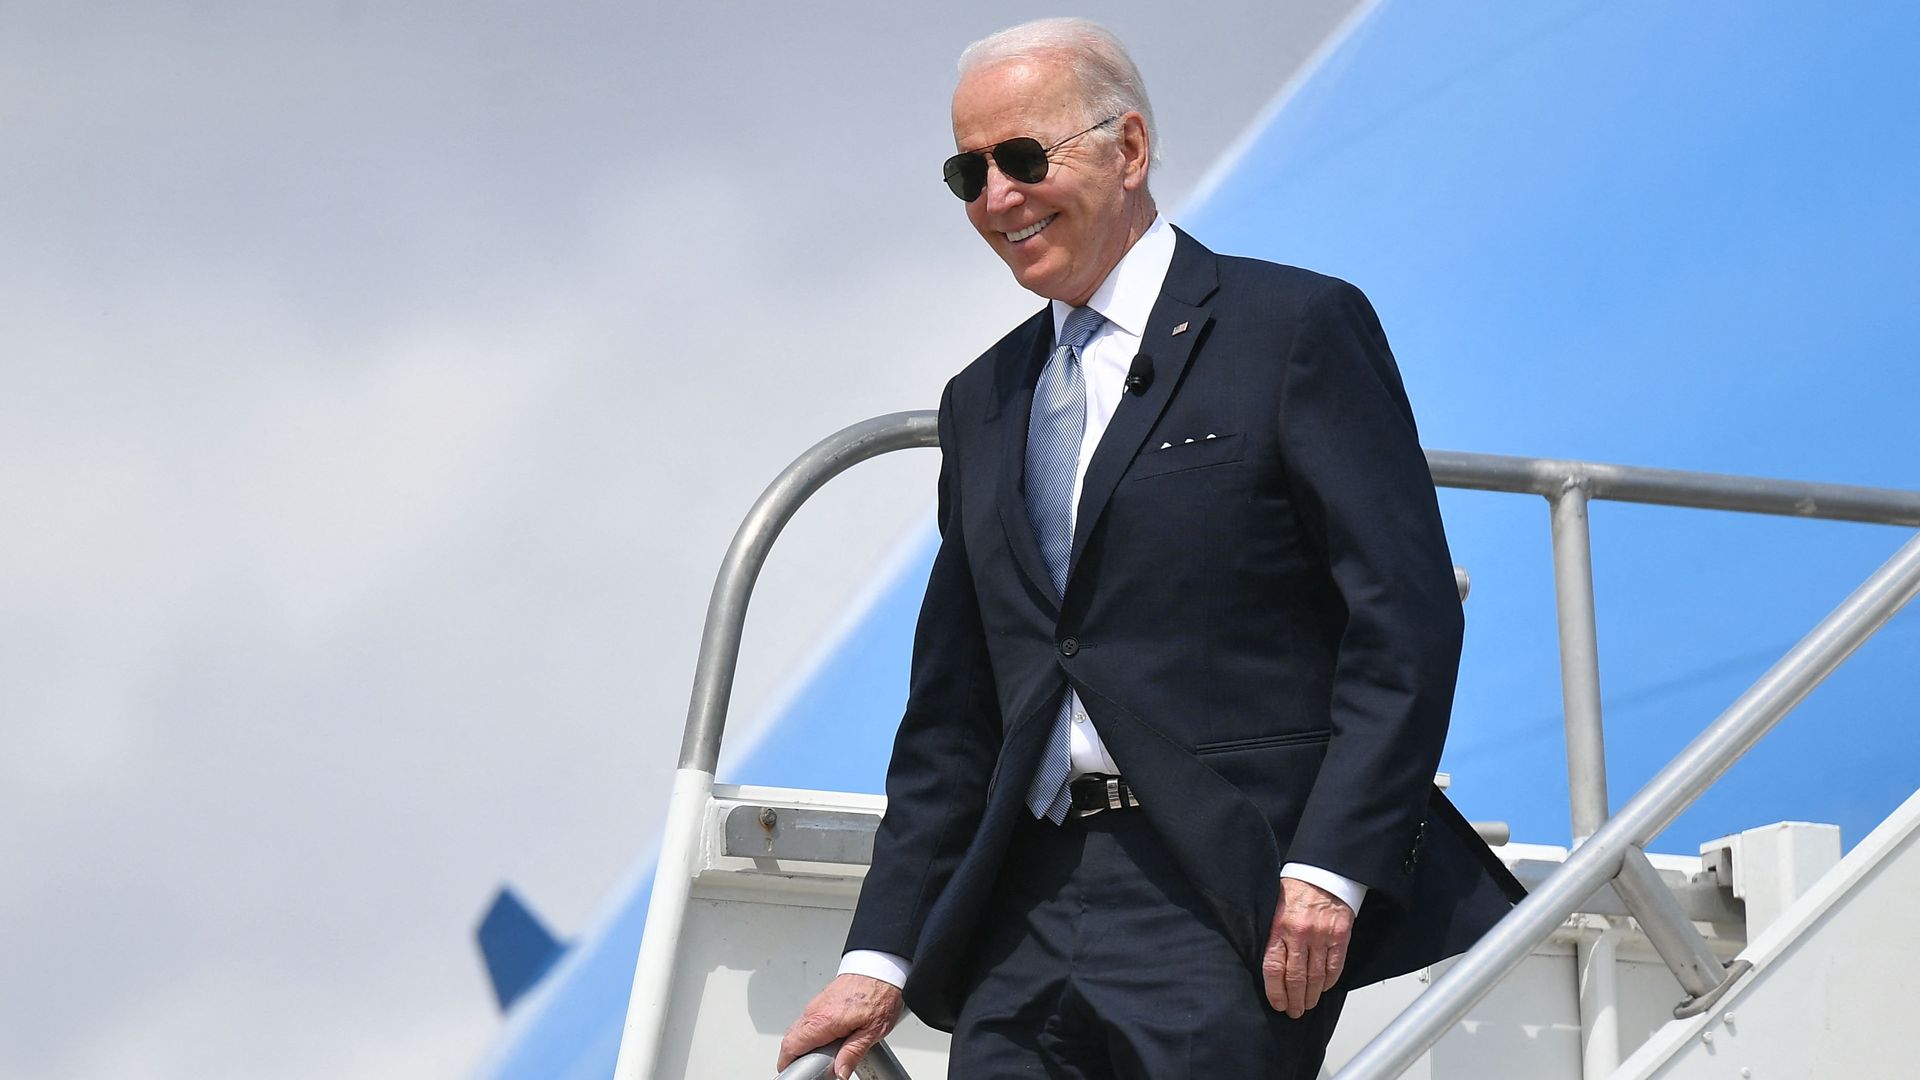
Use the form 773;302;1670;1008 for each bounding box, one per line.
779;18;1522;1079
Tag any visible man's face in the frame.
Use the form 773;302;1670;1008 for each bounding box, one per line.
950;58;1146;307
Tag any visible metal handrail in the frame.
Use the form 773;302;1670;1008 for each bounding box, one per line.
1332;528;1920;1077
774;1038;912;1080
680;411;940;772
1427;450;1920;525
1323;450;1920;1077
1428;449;1920;844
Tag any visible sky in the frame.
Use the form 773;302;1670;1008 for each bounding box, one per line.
0;3;1360;1076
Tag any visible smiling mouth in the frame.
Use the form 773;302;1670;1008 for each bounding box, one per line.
1005;215;1057;243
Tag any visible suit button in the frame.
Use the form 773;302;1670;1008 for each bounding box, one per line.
1059;637;1080;657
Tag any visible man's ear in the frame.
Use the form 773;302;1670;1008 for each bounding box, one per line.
1120;111;1151;191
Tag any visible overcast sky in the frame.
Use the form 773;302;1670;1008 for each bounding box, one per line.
0;3;1359;1076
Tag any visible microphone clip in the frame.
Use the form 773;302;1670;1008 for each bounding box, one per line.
1124;353;1155;396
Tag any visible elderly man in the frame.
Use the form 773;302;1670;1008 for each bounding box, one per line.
780;18;1522;1080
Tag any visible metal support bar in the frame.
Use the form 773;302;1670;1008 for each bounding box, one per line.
1611;847;1728;999
1549;483;1610;841
1575;919;1627;1080
1332;527;1920;1079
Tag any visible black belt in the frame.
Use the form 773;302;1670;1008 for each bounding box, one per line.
1067;773;1141;818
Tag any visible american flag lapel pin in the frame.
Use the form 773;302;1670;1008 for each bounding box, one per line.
1171;321;1190;336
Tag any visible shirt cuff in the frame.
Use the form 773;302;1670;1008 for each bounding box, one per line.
1281;862;1368;914
838;949;911;989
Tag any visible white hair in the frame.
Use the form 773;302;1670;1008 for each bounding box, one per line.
958;17;1161;168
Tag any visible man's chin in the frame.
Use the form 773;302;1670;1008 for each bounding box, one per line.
1004;257;1065;302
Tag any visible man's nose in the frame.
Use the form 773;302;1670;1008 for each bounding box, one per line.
981;161;1025;214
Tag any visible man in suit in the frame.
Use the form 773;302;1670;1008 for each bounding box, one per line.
779;18;1522;1079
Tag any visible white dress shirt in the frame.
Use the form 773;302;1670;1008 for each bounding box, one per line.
840;218;1364;991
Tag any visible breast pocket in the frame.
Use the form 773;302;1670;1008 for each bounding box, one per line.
1130;432;1244;480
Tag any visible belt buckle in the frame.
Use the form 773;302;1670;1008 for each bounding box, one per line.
1071;777;1128;819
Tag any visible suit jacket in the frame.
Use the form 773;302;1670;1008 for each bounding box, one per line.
846;227;1524;1032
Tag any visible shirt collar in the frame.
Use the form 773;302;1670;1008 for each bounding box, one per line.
1051;215;1176;340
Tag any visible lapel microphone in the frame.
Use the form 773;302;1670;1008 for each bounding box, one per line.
1125;353;1155;395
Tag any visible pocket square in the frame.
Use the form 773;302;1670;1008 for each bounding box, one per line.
1157;432;1225;450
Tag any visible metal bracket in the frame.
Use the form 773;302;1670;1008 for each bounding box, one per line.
1613;846;1738;1002
723;805;881;864
1672;958;1753;1019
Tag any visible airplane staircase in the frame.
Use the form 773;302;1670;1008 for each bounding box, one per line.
609;412;1920;1080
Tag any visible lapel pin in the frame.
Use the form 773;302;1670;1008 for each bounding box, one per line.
1171;321;1190;336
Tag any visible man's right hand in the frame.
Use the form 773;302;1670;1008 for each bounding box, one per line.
776;974;906;1080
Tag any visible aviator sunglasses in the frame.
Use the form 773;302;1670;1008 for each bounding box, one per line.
942;115;1121;202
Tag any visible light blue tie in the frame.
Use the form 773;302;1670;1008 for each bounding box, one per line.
1024;305;1105;823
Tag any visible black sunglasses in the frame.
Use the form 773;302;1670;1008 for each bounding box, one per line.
942;115;1121;202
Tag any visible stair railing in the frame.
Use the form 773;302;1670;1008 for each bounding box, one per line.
614;413;938;1080
1335;456;1920;1078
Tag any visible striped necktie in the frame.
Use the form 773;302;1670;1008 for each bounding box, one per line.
1024;304;1105;822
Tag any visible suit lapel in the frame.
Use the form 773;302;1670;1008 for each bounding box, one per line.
1067;228;1220;578
991;309;1062;610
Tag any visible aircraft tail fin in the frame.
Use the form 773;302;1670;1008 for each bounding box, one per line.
475;886;567;1012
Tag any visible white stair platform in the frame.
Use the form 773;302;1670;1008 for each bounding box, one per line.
638;781;1916;1079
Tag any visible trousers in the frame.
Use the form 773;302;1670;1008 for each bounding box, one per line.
948;807;1346;1079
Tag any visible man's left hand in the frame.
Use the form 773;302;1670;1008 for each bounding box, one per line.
1262;877;1354;1018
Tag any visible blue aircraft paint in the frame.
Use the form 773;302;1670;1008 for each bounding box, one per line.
474;5;1920;1074
725;522;938;793
1179;0;1919;852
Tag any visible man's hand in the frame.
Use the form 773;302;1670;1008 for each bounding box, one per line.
1262;877;1355;1018
777;974;906;1079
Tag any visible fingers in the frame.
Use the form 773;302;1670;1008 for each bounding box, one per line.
1261;936;1310;1018
1304;934;1327;1013
833;1021;886;1080
1285;931;1311;1018
1326;937;1347;992
776;1013;833;1071
1263;916;1317;1017
777;999;851;1070
833;1043;863;1080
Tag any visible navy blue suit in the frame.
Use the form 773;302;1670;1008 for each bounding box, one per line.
847;228;1524;1038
